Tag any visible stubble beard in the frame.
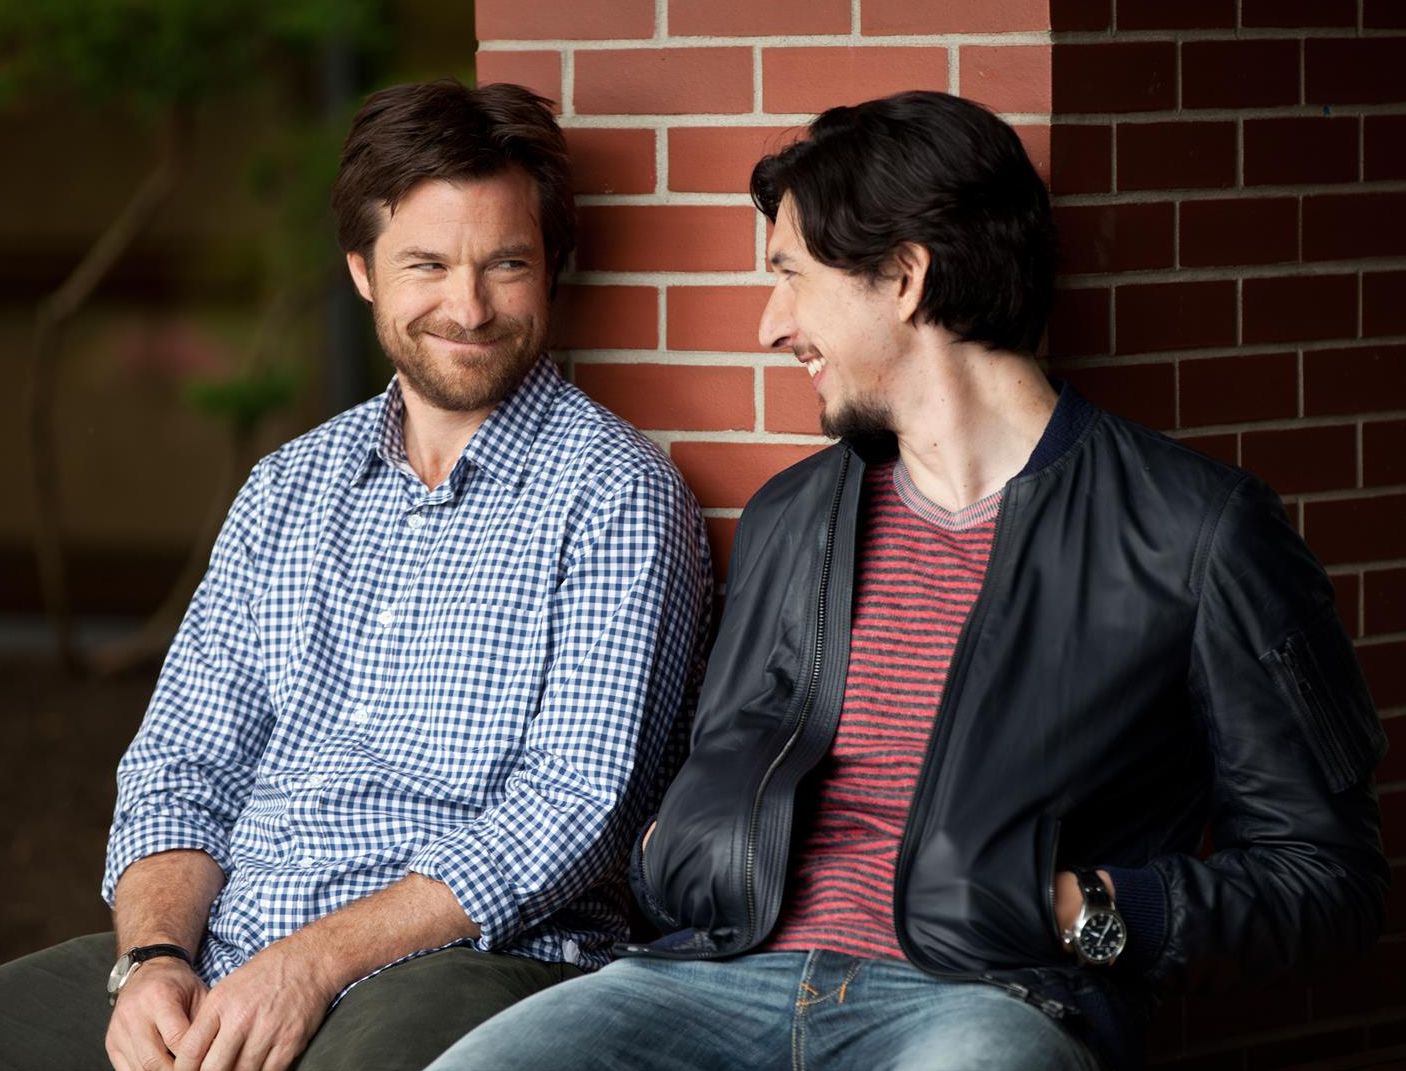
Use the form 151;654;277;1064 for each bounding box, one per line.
819;393;894;439
376;306;546;414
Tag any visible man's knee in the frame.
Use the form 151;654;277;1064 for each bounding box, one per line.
0;933;116;1070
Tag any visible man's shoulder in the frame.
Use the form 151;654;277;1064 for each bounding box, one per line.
253;394;382;486
540;376;683;490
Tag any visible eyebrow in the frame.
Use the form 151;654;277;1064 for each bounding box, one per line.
390;242;539;266
768;251;796;269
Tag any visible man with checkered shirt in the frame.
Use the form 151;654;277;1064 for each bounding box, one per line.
0;80;711;1071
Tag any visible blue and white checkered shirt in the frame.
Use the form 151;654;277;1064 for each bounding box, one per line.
103;356;711;983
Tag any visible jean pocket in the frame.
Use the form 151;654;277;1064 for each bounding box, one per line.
1260;610;1386;793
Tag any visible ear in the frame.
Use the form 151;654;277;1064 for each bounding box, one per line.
891;242;930;325
346;251;374;304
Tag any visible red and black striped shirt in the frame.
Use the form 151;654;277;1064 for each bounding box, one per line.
765;457;1001;960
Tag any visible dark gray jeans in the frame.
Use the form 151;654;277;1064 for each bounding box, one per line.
0;933;581;1070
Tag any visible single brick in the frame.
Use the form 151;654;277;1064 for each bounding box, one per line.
1303;493;1406;566
1359;641;1406;711
1046;287;1111;358
669;127;800;194
1118;121;1236;191
1013;125;1052;184
1051;124;1112;195
550;285;658;350
763;47;948;114
959;45;1052;114
1244;116;1359;186
672;442;824;508
1303;192;1406;262
1365;567;1406;635
1241;0;1357;26
1307;38;1406;105
1365;0;1406;27
1058;362;1176;429
667;287;774;353
1306;344;1406;416
1055;202;1175;275
576;48;753;115
564;128;655;195
1179;197;1298;268
865;0;1046;33
475;51;562;111
1050;0;1110;31
1053;42;1176;113
576;206;755;272
1181;40;1300;109
764;365;823;435
1179;351;1297;428
1116;281;1237;354
1241;424;1358;495
671;0;848;35
476;0;653;39
1366;116;1406;182
1117;0;1233;29
1243;274;1357;346
574;363;754;431
1363;271;1406;338
1365;419;1406;488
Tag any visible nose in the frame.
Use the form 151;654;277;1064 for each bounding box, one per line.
445;269;494;330
757;280;794;351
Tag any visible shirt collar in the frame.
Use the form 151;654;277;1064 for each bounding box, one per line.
348;354;563;490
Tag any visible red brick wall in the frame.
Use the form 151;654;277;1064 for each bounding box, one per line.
476;2;1406;1066
1045;2;1406;1067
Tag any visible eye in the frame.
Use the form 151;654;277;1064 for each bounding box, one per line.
495;259;531;272
411;262;445;272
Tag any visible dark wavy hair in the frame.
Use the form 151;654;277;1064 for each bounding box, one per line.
750;91;1055;354
332;79;574;290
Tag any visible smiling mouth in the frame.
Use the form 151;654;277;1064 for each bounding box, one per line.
801;355;826;379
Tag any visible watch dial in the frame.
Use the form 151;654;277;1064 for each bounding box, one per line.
1077;912;1127;962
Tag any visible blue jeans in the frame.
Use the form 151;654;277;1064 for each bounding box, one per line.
426;951;1101;1071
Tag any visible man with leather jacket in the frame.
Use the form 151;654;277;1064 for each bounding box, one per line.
428;90;1388;1071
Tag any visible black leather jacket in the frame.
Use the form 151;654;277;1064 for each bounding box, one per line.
627;393;1388;1068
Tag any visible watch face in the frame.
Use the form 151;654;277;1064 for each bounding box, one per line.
107;952;135;998
1076;910;1127;964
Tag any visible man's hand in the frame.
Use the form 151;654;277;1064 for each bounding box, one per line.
105;957;207;1071
172;940;335;1071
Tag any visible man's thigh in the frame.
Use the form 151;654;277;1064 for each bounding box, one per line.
426;955;805;1071
807;959;1100;1071
0;932;116;1070
294;946;583;1071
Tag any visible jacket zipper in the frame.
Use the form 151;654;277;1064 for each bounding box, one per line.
737;448;852;948
1277;641;1353;781
885;493;1077;1017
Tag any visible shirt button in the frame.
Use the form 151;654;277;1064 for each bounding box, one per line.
407;513;426;530
299;855;316;867
349;705;371;724
306;774;326;788
377;608;395;628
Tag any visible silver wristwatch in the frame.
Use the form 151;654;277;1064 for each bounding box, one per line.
1060;867;1127;966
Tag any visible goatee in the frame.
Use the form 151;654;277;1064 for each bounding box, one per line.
376;307;545;414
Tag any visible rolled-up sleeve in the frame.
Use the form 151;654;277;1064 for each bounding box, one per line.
103;464;275;902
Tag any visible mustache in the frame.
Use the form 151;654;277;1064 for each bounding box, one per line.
409;315;513;345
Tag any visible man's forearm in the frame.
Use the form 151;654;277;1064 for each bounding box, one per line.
113;849;225;956
275;872;478;997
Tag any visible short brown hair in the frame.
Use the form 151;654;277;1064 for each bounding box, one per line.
332;79;574;287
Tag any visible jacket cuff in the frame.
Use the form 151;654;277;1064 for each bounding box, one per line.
1102;864;1168;973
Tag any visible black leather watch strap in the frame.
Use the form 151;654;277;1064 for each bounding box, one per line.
1071;866;1113;909
126;943;193;966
